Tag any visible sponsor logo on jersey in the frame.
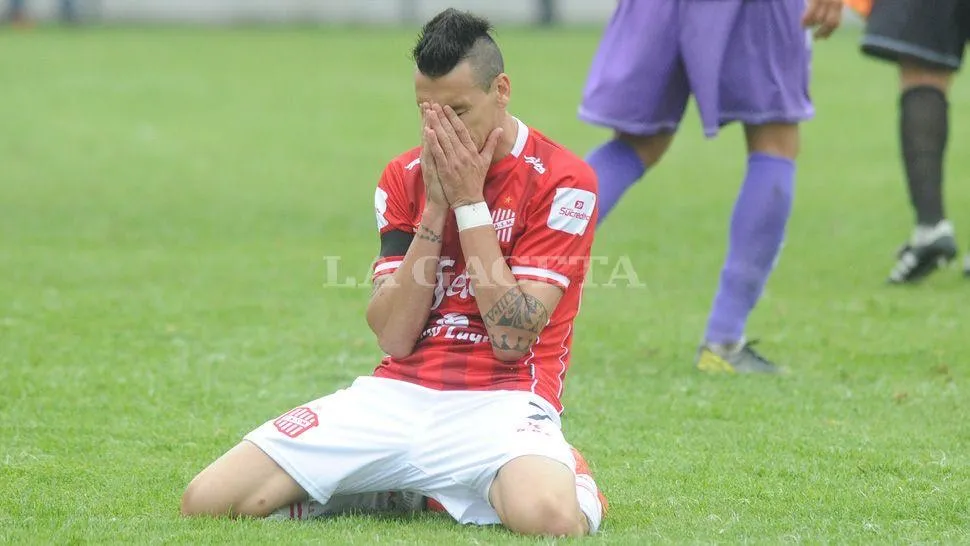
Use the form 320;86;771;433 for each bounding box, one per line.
436;313;469;327
421;312;489;344
431;258;473;310
547;187;596;235
424;267;492;344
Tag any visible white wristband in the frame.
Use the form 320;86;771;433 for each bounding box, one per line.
454;202;492;232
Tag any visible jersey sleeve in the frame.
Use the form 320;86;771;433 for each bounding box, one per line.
508;164;598;291
372;160;416;281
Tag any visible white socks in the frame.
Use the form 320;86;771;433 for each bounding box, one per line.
912;220;954;246
575;473;604;534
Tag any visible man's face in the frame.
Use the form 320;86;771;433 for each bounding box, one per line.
414;61;507;151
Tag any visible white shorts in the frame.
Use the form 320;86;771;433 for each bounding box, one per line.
244;376;575;525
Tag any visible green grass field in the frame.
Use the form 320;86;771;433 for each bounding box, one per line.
2;25;969;545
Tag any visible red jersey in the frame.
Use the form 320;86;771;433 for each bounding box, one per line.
370;118;597;413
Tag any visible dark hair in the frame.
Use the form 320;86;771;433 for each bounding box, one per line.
411;8;504;90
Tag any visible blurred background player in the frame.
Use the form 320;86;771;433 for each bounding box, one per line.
2;0;78;25
577;0;843;373
181;9;606;537
857;0;970;282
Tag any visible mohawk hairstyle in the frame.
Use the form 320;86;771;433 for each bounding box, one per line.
411;8;505;90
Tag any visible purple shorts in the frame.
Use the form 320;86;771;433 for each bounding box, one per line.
579;0;814;138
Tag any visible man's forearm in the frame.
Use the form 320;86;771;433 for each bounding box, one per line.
367;205;447;357
458;225;548;360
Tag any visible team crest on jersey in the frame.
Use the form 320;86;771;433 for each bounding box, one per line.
492;208;516;243
273;406;319;438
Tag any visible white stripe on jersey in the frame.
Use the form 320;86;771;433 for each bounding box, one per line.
511;266;570;288
374;260;403;274
527;333;539;394
554;323;571;405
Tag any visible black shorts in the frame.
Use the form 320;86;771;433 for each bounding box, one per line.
861;0;970;70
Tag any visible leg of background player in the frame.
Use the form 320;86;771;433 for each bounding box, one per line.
886;58;959;283
900;59;953;226
585;131;674;226
696;123;797;374
690;0;814;374
578;0;687;226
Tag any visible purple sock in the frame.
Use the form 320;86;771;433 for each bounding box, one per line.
705;153;795;345
585;140;647;225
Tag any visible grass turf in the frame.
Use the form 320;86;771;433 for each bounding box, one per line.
1;25;968;544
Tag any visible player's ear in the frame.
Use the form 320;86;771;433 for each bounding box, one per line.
494;73;511;108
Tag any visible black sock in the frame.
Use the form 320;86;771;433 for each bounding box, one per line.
900;86;948;226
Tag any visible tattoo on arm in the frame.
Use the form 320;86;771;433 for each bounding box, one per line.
416;225;442;244
484;288;549;352
491;333;535;353
484;288;549;331
371;275;390;296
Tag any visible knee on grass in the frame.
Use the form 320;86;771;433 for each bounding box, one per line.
180;474;278;518
181;477;235;518
500;491;587;537
181;441;307;518
490;455;590;537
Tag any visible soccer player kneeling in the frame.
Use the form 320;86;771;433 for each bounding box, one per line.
181;9;607;537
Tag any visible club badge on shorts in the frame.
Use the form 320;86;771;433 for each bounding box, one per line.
274;406;319;438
